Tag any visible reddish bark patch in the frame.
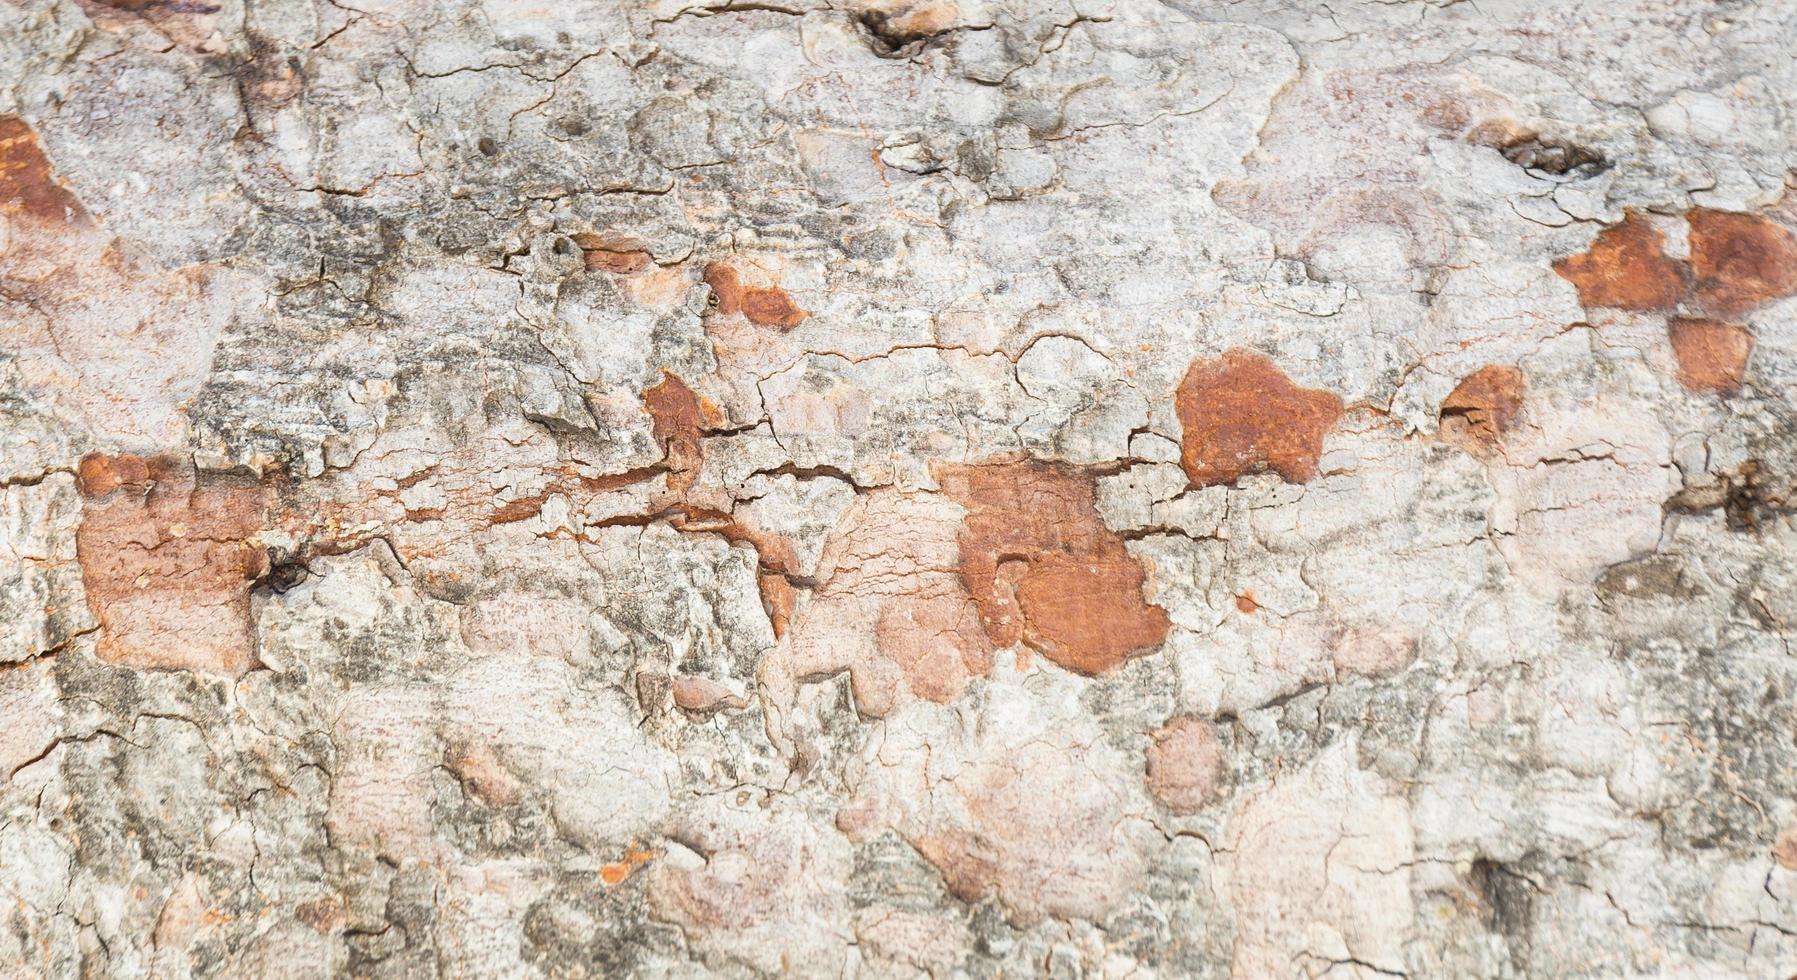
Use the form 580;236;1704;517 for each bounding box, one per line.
572;232;653;274
1667;317;1753;395
935;460;1171;676
741;288;806;329
75;454;269;676
703;262;807;329
0;116;89;227
1145;716;1228;814
1686;208;1797;318
1175;349;1344;489
758;571;799;640
1234;592;1259;615
1439;364;1525;451
643;372;709;493
1551;211;1686;312
702;263;746;314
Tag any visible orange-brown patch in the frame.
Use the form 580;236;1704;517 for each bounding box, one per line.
758;570;799;639
572;231;653;274
600;845;659;885
1234;592;1259;615
643;372;708;493
75;454;269;676
1551;211;1687;312
741;287;806;329
935;460;1171;676
1175;349;1344;489
1667;317;1753;395
1686;208;1797;318
1439;364;1525;451
0;116;89;227
703;263;746;315
703;261;807;329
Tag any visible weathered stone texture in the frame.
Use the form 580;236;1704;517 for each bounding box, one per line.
4;0;1797;976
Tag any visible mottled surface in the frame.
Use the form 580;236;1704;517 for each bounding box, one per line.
3;0;1797;977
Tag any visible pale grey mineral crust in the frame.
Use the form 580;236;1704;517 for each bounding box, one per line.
3;0;1797;976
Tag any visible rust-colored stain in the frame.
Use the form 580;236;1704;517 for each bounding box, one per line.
74;454;269;677
935;460;1171;676
599;845;659;885
640;373;808;637
1175;348;1344;488
1234;592;1259;615
0;115;89;226
1686;208;1797;318
1551;211;1687;312
642;371;709;493
703;262;807;329
1553;207;1797;321
1439;364;1525;451
572;231;653;275
758;570;799;640
1667;317;1753;395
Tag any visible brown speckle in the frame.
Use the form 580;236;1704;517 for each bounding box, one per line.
1175;349;1344;488
1667;317;1752;395
75;454;269;677
1551;211;1687;312
1145;716;1228;814
935;460;1171;676
1439;364;1525;452
1686;208;1797;318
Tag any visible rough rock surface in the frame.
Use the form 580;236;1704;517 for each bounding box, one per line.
3;0;1797;976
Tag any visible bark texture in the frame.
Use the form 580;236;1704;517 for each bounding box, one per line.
4;0;1797;976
